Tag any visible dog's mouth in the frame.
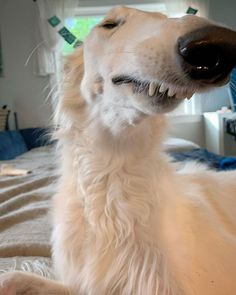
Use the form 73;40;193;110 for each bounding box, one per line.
112;75;195;101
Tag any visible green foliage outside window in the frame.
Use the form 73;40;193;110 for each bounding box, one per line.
64;16;103;55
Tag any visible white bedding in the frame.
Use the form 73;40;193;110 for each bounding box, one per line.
164;137;200;152
0;146;56;278
0;138;198;277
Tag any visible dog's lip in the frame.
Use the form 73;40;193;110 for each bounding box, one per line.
111;75;195;100
112;75;135;85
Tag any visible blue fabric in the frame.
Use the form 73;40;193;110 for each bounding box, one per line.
0;130;28;160
219;157;236;170
19;128;52;150
170;148;236;171
229;68;236;112
0;128;53;160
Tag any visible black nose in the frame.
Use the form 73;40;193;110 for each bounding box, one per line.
178;25;236;82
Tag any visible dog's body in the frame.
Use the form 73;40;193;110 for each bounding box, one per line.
52;115;236;295
1;6;236;295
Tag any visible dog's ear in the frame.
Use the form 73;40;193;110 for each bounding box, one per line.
56;46;86;126
63;46;84;86
62;46;85;106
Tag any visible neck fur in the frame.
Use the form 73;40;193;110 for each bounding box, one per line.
57;113;176;294
60;113;169;225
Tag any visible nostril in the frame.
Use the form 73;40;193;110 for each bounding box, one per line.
177;25;236;82
178;39;224;80
180;43;221;71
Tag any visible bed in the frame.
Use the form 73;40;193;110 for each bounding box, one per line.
0;137;236;278
0;146;56;278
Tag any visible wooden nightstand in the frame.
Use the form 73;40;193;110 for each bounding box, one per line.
203;112;236;156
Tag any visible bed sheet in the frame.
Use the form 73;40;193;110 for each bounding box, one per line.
1;144;235;279
0;146;56;278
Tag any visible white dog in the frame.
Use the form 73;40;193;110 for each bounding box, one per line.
1;6;236;295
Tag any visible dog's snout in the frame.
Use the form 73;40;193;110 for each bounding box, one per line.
178;25;236;82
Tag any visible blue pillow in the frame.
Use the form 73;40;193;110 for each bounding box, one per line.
0;130;28;160
19;128;52;150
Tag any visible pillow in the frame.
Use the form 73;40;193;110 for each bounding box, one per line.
0;130;28;160
164;137;200;153
19;128;52;150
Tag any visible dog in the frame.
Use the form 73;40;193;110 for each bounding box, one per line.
1;6;236;295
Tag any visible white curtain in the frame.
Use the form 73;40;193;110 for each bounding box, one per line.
34;0;79;76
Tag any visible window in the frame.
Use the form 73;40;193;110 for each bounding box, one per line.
64;16;103;55
63;3;166;55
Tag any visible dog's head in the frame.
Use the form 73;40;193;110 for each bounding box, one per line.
62;6;236;136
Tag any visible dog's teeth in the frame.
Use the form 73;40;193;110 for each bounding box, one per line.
159;83;168;93
167;86;176;97
148;82;157;97
186;92;194;100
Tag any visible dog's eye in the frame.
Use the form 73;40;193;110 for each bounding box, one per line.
101;21;118;29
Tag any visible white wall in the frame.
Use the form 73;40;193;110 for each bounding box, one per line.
168;115;205;147
209;0;236;30
0;0;52;129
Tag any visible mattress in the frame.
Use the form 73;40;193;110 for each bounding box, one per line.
1;139;235;280
0;146;56;278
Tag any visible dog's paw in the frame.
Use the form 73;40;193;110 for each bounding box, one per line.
0;271;40;295
0;272;18;295
0;271;72;295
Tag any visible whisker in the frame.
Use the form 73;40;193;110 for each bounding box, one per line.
25;40;46;67
45;83;58;103
42;83;52;94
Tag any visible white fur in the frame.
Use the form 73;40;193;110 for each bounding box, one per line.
1;6;236;295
